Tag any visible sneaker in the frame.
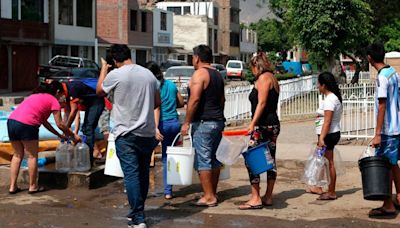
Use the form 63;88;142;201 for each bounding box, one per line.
128;223;147;228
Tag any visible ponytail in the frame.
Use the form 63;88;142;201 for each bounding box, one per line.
318;72;342;103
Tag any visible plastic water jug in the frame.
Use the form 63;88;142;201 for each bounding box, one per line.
56;140;72;172
73;135;91;172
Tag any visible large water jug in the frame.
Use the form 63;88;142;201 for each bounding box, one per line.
73;135;91;172
56;140;72;172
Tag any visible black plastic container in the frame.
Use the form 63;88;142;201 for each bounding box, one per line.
359;156;391;201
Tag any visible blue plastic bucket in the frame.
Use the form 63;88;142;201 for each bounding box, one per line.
242;143;273;175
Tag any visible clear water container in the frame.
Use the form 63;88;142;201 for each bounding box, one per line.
73;135;91;172
55;140;72;172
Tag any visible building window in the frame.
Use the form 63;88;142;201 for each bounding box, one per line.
21;0;44;22
230;33;240;47
213;7;218;25
77;0;92;27
52;45;68;57
214;29;218;53
141;12;147;32
12;0;18;20
130;10;137;31
167;7;181;15
160;12;167;31
183;6;190;15
59;0;73;25
230;8;239;24
71;46;79;57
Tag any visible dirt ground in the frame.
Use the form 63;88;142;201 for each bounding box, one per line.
0;159;399;228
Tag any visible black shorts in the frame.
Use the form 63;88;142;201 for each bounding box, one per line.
318;132;340;150
7;119;39;141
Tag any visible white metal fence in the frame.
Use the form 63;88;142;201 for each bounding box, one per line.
345;71;372;83
224;76;377;139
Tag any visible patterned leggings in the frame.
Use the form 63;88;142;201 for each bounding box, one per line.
245;124;280;184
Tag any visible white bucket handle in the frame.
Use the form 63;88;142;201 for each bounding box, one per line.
171;126;192;147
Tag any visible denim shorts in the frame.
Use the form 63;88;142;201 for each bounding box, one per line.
191;120;225;171
375;134;400;165
7;119;39;141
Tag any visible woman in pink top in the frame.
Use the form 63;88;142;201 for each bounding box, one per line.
7;81;79;194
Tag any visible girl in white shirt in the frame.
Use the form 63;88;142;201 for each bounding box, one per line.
309;72;343;200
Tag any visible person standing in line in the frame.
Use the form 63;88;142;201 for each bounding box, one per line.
8;81;79;194
308;72;343;200
181;45;225;207
367;43;400;217
146;61;185;200
239;52;280;210
96;44;160;228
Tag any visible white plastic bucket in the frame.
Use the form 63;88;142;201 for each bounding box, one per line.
167;133;195;185
104;133;124;177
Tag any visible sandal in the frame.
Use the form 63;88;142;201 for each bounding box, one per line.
317;193;337;200
369;207;397;217
238;203;264;210
190;200;218;207
28;186;46;194
9;187;22;195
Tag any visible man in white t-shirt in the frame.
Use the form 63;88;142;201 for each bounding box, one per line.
367;43;400;217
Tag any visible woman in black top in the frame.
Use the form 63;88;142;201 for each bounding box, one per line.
239;52;280;210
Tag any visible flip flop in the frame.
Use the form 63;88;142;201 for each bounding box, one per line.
238;203;264;210
28;186;46;194
262;201;273;207
9;187;22;195
368;207;397;217
190;200;218;207
317;193;337;200
305;188;323;195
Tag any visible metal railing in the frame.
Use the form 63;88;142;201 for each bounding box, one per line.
224;76;377;139
345;71;372;83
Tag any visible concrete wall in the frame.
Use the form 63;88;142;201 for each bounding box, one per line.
173;15;208;52
54;0;95;46
240;28;257;54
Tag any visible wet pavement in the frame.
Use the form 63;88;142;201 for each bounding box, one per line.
1;159;399;228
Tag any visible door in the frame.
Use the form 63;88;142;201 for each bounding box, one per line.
136;50;147;66
0;46;8;90
12;45;39;91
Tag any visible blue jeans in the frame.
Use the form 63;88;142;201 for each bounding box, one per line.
115;131;156;225
191;120;225;171
81;97;105;165
159;118;181;195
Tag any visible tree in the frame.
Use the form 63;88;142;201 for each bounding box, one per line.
287;0;373;74
378;19;400;52
249;19;291;57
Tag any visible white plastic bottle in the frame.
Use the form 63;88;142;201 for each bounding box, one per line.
73;135;91;172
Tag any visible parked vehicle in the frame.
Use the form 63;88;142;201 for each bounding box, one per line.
211;63;227;80
38;55;99;78
160;59;187;73
226;60;245;80
39;68;99;84
164;66;195;102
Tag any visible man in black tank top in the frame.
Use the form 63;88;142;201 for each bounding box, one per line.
181;45;225;207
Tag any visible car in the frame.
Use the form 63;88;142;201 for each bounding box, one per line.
164;66;195;102
40;68;99;84
211;63;227;80
160;59;187;73
226;60;245;80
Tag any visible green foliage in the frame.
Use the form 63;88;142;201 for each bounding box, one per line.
287;0;373;68
275;73;297;80
250;19;291;52
244;69;256;83
378;19;400;52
